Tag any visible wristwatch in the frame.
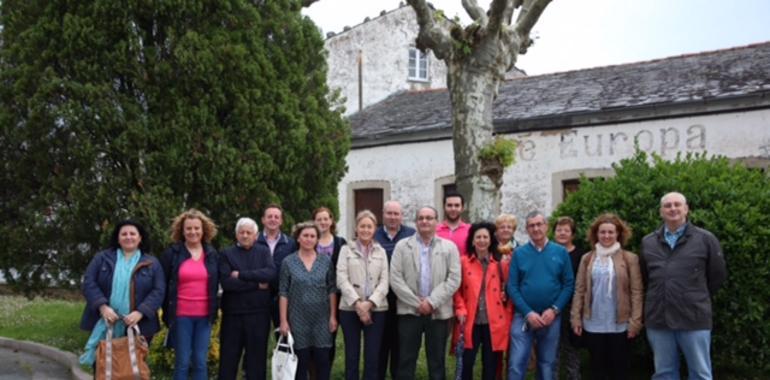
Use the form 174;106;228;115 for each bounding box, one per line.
550;305;560;315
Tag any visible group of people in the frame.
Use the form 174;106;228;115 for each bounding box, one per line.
79;191;726;380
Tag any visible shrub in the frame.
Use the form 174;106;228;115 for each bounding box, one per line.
552;150;770;375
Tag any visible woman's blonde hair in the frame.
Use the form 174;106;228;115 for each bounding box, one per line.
495;213;518;230
355;209;378;226
170;208;218;243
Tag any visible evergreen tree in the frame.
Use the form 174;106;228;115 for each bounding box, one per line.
0;0;349;295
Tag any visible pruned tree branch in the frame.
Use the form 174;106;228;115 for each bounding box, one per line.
513;0;552;53
462;0;488;26
407;0;454;59
487;0;513;35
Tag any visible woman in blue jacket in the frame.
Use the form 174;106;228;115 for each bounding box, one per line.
79;220;165;366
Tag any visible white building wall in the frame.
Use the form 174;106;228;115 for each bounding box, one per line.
338;109;770;239
324;6;447;115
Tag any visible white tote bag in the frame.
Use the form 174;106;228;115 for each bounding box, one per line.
271;331;298;380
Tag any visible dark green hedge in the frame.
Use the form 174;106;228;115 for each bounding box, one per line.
553;150;770;375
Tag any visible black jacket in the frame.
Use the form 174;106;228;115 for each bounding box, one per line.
257;232;296;292
160;242;220;326
640;223;727;330
219;243;276;314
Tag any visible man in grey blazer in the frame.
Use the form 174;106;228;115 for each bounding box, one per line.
390;206;462;380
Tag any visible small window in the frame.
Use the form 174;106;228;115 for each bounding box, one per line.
408;48;428;81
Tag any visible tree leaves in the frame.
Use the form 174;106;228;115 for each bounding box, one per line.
0;0;350;295
553;150;770;374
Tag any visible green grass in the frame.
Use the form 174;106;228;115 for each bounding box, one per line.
0;295;758;379
0;295;88;354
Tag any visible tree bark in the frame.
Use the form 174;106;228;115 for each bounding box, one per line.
450;68;500;221
405;0;552;222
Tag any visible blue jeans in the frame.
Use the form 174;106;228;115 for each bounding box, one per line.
647;328;713;380
507;313;561;380
173;317;211;380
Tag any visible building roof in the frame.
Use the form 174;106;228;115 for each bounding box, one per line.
349;42;770;148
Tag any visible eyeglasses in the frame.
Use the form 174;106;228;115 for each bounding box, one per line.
526;222;546;229
417;216;436;221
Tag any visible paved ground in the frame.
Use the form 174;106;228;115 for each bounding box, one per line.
0;346;71;380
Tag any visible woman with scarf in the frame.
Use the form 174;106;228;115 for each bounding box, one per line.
494;213;519;262
79;220;165;366
570;213;643;379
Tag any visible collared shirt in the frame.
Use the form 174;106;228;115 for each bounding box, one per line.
417;237;433;298
531;238;549;252
263;231;280;255
664;223;688;250
436;221;471;256
387;226;401;240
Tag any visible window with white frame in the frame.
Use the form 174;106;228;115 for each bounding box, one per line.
408;48;428;81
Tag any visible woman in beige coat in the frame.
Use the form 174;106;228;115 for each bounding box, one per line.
336;210;389;380
571;213;643;380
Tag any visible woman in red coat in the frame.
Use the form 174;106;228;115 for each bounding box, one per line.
453;222;514;380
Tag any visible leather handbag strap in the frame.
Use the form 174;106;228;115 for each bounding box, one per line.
104;323;143;380
127;325;141;380
105;324;113;380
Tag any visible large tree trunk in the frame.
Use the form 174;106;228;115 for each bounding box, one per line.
406;0;552;222
449;61;503;222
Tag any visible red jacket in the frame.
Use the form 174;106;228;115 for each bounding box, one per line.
452;254;514;351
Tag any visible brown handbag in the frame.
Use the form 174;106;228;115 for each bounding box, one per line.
95;324;151;380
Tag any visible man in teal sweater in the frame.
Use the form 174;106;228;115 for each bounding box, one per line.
506;211;575;380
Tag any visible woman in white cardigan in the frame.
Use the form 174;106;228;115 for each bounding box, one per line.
336;210;390;380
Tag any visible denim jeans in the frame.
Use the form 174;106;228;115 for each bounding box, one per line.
508;313;561;380
173;317;211;380
647;328;713;380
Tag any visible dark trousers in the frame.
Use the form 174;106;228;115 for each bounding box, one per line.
340;310;386;380
397;315;450;380
584;331;630;380
296;346;331;380
377;298;400;380
461;323;500;380
218;312;271;380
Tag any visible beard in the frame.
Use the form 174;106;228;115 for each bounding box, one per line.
445;213;461;223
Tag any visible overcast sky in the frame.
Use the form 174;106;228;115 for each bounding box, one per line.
303;0;770;75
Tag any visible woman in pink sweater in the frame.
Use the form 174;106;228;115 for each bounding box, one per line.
160;209;220;380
